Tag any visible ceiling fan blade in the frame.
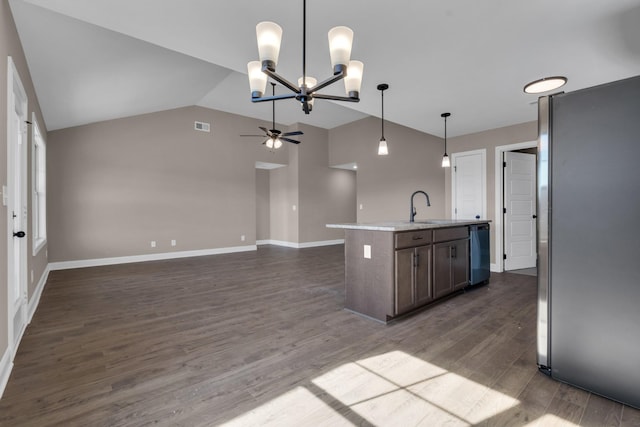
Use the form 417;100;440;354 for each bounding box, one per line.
240;134;266;137
282;131;304;136
281;137;301;144
259;126;269;133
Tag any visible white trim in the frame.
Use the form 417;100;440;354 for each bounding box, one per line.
257;239;344;248
49;245;257;271
490;263;500;273
31;113;47;256
494;140;537;272
0;347;12;400
451;149;487;220
27;265;50;323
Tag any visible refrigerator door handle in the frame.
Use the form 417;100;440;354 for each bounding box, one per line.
536;95;552;372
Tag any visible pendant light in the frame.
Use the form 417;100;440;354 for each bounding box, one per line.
377;83;389;156
441;112;451;168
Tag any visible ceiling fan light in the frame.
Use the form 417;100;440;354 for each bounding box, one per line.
442;154;450;168
248;61;268;97
378;138;389;156
344;60;364;97
256;21;283;70
523;76;567;94
274;138;283;149
328;26;353;73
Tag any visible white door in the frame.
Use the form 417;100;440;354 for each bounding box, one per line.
504;151;536;270
7;58;29;357
452;150;486;220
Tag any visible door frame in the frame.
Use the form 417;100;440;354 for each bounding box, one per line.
6;56;29;359
451;149;487;220
494;140;536;272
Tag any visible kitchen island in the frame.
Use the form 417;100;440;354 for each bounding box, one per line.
327;220;490;323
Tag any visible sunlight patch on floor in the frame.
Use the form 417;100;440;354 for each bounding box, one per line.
222;351;521;426
220;386;355;427
524;414;581;426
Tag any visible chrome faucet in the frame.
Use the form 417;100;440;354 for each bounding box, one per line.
410;190;431;222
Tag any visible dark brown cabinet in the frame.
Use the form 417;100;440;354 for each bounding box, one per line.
395;244;432;315
433;229;469;299
341;224;479;323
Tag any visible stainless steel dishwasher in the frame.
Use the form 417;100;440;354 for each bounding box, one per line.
469;224;490;286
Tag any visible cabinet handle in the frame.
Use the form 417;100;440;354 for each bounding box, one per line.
414;252;420;267
451;246;457;258
412;236;423;240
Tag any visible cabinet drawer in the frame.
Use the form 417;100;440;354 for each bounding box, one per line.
395;230;432;249
433;226;469;243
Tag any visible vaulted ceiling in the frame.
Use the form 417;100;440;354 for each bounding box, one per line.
9;0;640;137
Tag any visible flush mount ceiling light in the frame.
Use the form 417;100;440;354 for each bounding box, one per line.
247;0;364;114
523;76;567;94
377;83;389;156
441;112;451;168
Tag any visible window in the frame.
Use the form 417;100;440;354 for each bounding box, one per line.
32;114;46;255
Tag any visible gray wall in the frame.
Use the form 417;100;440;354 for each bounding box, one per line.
47;106;289;261
329;117;446;222
1;1;49;366
255;169;270;241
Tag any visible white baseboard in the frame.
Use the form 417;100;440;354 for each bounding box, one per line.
49;245;258;271
28;265;50;324
490;263;500;273
257;239;344;249
0;347;12;400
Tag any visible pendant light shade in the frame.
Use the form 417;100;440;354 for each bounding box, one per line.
441;112;451;168
377;83;389;156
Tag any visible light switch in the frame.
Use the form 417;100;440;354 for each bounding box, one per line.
292;205;297;211
364;244;371;259
359;204;363;210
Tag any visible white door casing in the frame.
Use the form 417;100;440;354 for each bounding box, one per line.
6;57;29;359
504;151;536;270
451;149;486;220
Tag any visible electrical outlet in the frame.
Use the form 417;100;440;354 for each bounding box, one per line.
150;241;156;248
364;245;371;259
241;235;246;241
171;239;176;247
30;270;34;283
359;204;363;210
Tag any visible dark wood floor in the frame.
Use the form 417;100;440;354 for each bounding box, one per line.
1;245;638;426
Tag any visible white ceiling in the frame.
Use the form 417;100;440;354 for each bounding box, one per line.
9;0;640;137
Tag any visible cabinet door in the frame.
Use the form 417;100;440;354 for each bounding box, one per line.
395;248;415;314
415;245;433;305
452;239;469;290
433;242;453;299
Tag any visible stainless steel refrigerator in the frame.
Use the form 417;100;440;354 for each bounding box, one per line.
537;75;640;409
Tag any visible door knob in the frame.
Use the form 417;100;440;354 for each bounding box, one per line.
475;215;480;219
532;215;537;219
13;231;25;238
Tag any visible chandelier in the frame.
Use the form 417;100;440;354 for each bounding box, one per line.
247;0;364;114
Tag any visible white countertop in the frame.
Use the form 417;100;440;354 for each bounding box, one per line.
326;219;490;232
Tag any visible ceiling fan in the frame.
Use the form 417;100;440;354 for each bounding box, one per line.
240;82;303;149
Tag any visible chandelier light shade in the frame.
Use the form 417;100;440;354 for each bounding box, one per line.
523;76;567;94
378;83;389;156
256;22;283;69
344;60;364;96
328;26;353;73
248;0;363;114
441;112;451;168
248;61;268;97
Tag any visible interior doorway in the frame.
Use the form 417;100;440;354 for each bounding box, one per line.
6;57;29;359
494;141;537;273
451;149;486;220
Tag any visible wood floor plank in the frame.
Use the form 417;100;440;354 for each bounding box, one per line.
0;245;637;426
